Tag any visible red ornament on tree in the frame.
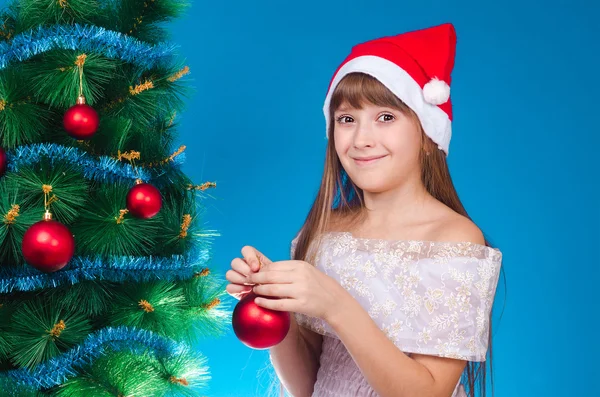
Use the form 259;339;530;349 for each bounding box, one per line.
126;180;162;219
22;212;75;273
232;291;290;349
0;146;7;177
63;96;99;140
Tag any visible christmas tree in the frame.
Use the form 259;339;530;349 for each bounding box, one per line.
0;0;229;395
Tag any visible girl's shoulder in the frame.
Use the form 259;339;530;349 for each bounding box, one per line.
428;212;486;246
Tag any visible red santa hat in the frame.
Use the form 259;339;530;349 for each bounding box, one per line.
323;23;457;155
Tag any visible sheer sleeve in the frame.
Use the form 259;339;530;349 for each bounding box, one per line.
292;233;503;362
384;255;502;361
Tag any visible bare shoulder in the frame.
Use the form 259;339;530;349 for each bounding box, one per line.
432;212;485;245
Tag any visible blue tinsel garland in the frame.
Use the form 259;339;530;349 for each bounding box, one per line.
0;24;176;70
0;248;209;293
4;326;183;388
6;143;185;184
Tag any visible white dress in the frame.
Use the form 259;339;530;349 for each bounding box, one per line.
289;231;503;397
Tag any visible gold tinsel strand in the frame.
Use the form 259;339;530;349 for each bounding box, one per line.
167;66;190;82
145;145;186;168
169;376;189;386
57;0;67;8
74;54;87;67
0;99;6;112
139;299;155;313
179;214;192;238
115;209;129;224
47;195;59;206
128;0;156;33
202;297;220;310
187;182;217;191
117;150;141;162
49;320;66;337
129;80;154;96
193;268;210;278
0;22;13;40
3;204;20;224
167;145;185;162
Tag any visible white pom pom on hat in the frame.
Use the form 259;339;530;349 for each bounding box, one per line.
322;23;457;155
423;77;451;106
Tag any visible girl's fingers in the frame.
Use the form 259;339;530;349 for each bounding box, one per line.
226;283;253;299
230;257;253;277
241;246;272;272
253;283;294;298
248;270;295;285
225;269;252;285
254;296;295;312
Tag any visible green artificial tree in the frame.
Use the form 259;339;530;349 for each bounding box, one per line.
0;0;229;395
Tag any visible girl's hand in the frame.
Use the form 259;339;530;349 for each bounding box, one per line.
246;260;350;322
225;246;272;300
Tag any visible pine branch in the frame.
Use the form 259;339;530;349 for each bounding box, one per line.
7;296;92;369
24;50;117;109
0;302;15;361
101;63;189;132
156;192;198;256
55;280;115;317
0;376;40;397
53;347;209;396
12;0;101;33
0;68;51;148
71;184;162;257
0;180;44;267
150;347;210;396
182;270;231;340
4;161;89;225
104;281;188;340
109;0;190;43
53;350;164;397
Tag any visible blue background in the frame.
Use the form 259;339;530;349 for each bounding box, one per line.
171;1;598;395
171;1;597;396
2;0;597;395
166;0;600;397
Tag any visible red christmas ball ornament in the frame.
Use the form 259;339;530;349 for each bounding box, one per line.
0;146;7;177
22;212;75;273
126;181;162;219
232;291;290;349
63;96;99;140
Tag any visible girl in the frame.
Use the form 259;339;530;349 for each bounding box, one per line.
226;22;503;397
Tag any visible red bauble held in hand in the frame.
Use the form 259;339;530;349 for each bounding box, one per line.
126;181;162;219
63;96;99;140
22;212;75;273
232;291;290;349
0;146;7;176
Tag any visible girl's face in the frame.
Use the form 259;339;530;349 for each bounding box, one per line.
333;101;422;193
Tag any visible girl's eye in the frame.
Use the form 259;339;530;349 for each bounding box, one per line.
378;113;395;122
336;115;354;124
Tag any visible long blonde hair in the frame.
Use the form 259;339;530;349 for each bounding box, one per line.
291;72;500;397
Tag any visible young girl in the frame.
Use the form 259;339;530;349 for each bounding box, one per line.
226;22;503;397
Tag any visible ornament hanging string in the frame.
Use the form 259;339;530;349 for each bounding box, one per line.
42;184;57;220
75;54;87;102
116;150;142;223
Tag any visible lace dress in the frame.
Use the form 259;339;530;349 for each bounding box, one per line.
289;231;503;397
